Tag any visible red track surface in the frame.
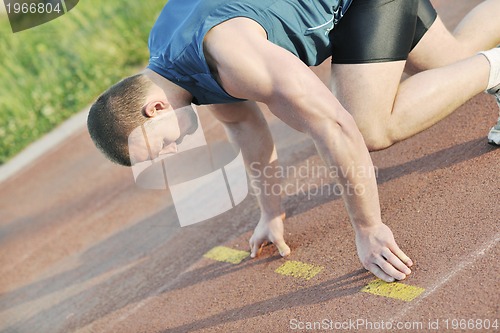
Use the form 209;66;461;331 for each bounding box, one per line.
0;1;498;332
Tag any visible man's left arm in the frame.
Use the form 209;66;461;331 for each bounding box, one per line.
204;17;413;282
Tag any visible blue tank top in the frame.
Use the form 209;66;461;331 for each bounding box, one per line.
148;0;352;105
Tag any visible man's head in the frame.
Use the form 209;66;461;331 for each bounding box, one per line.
87;73;197;166
87;74;152;166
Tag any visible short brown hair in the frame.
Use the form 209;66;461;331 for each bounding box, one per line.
87;74;152;166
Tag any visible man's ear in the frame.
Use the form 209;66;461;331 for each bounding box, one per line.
143;101;169;118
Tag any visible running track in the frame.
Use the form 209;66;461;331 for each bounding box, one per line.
0;1;498;332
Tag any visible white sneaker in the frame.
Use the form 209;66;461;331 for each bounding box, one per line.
487;120;500;145
487;115;500;146
481;47;500;145
487;87;500;145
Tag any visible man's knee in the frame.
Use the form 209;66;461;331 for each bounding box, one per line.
357;122;396;151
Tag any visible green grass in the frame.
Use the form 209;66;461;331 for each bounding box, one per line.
0;0;167;165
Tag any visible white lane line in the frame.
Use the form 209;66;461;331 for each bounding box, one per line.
389;232;500;323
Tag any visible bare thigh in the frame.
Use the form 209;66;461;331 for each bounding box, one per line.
407;17;474;72
408;0;500;73
331;61;406;148
331;16;463;128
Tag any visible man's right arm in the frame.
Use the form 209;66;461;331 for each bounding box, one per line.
205;101;290;258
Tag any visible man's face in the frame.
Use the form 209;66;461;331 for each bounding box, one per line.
128;107;198;165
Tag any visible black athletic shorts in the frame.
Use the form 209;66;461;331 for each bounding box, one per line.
331;0;438;64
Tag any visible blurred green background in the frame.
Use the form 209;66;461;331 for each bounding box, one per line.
0;0;167;165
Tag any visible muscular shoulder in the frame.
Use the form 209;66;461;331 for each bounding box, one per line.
203;17;267;67
203;18;277;100
204;17;335;109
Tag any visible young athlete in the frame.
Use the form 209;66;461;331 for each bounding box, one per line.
87;0;499;282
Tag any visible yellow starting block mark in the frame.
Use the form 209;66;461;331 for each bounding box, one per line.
361;279;425;302
203;246;250;264
275;260;324;280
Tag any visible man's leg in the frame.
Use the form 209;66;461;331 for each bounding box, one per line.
205;101;291;257
331;0;500;150
407;1;500;146
332;57;492;150
407;0;500;72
